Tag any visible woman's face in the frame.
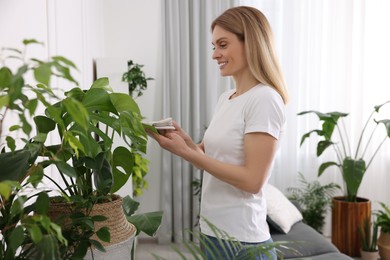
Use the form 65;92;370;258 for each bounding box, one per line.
212;25;248;77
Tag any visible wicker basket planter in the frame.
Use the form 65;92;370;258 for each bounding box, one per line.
48;194;136;258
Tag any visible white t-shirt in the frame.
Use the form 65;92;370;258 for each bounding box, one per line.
199;84;285;243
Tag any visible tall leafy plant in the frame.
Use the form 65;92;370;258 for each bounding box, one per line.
1;40;163;259
0;39;78;259
298;102;390;202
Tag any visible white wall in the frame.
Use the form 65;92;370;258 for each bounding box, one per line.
0;0;163;219
99;0;163;220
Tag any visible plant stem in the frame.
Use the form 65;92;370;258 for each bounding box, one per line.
341;119;352;157
366;136;387;170
44;174;68;196
355;110;375;159
336;124;349;158
361;124;378;160
59;172;75;196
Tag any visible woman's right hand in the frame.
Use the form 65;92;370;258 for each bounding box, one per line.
171;121;204;154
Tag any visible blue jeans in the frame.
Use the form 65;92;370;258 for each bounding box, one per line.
202;234;277;260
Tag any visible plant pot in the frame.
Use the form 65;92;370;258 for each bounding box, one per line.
48;194;136;254
332;196;371;257
360;249;379;260
378;231;390;260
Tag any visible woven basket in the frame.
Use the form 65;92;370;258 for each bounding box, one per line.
48;194;136;247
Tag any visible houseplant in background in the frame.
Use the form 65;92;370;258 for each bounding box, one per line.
121;59;154;197
358;217;379;260
287;173;340;234
375;201;390;260
122;59;153;99
298;101;390;256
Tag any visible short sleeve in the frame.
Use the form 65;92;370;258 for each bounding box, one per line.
244;86;285;139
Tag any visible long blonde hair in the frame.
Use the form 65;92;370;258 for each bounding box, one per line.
211;6;288;104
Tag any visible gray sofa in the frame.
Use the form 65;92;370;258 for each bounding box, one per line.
270;216;353;259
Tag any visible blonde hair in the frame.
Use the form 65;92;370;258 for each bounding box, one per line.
211;6;288;104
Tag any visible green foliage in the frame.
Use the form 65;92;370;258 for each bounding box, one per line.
121;59;153;196
151;217;295;260
0;39;76;259
298;102;390;202
122;60;153;98
358;217;378;252
0;181;67;259
375;202;390;234
287;173;340;233
0;40;162;259
122;195;163;237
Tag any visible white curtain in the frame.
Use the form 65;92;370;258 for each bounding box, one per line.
242;0;390;235
160;0;390;240
158;0;237;244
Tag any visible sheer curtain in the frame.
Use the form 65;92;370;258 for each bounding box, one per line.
160;0;390;241
158;0;236;244
242;0;390;235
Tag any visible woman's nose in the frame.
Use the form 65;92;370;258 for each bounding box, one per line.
212;49;221;60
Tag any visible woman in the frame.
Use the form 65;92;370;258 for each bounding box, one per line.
149;6;288;259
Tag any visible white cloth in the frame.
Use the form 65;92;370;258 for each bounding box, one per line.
199;84;286;243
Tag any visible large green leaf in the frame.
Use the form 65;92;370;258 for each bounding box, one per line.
342;158;366;202
110;93;140;114
91;77;112;91
34;63;52;86
318;161;339;176
0;150;31;181
35;192;50;215
317;140;334;156
376;119;390;137
127;211;163;236
122;195;140;217
63;98;89;131
34;115;56;134
9;226;24;251
82;88;116;113
54;161;78;178
110;147;134;193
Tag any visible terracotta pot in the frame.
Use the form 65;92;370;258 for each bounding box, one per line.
378;231;390;260
332;196;371;257
360;249;379;260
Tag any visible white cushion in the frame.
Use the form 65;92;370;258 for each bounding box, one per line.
263;183;303;234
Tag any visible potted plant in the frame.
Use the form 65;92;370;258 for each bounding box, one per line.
287;173;340;234
122;59;153;99
121;59;153;197
298;102;390;256
375;201;390;260
41;77;163;259
358;217;379;260
0;39;79;259
1;40;163;259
